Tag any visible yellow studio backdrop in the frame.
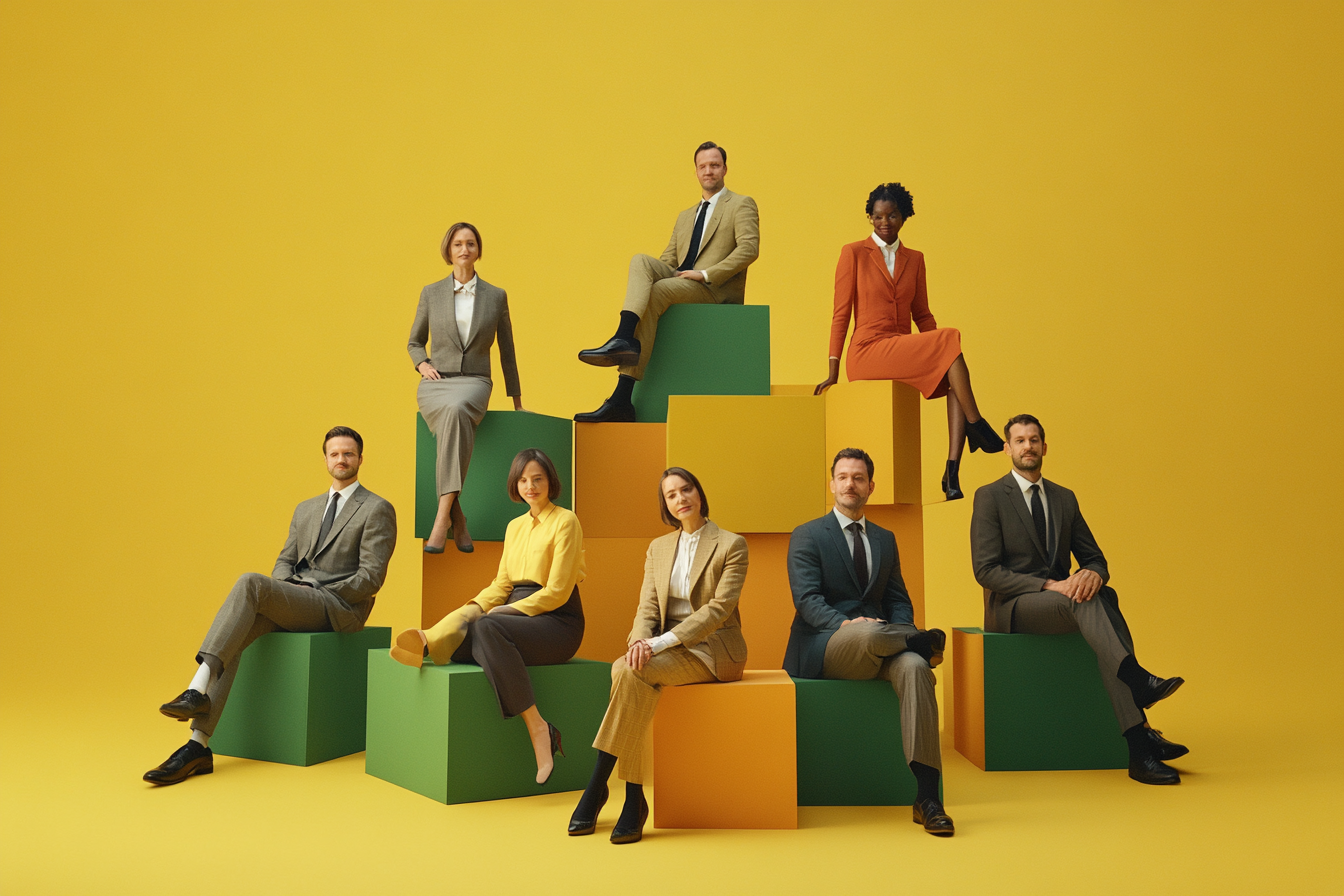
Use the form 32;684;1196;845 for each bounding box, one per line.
2;2;1341;894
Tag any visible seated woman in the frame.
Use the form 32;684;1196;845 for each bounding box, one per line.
567;468;748;844
389;448;584;785
815;182;1002;501
408;222;524;553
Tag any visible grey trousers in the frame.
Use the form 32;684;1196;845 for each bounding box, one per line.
1009;586;1143;731
821;622;942;769
618;254;719;380
417;374;492;496
194;572;355;736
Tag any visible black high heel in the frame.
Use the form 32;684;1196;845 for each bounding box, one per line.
568;783;609;836
537;722;564;786
610;793;649;844
941;460;964;501
965;418;1005;454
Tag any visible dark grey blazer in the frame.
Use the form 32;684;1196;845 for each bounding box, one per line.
273;483;398;632
970;472;1109;633
407;275;521;397
782;512;914;679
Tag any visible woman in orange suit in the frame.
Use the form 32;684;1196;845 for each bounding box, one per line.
815;182;1002;500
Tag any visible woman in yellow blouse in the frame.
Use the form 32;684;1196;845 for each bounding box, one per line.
390;448;585;785
567;467;748;844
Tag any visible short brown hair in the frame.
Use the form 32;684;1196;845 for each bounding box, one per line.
693;141;726;164
658;467;710;528
1003;414;1045;443
506;448;562;503
831;447;874;479
323;426;363;454
439;222;482;264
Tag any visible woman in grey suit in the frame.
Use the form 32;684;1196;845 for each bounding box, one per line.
408;222;524;553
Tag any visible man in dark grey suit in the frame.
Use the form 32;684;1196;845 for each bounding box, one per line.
144;426;397;785
970;414;1187;785
784;448;953;836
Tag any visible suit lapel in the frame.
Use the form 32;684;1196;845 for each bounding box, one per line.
655;531;676;629
1043;479;1065;567
822;514;863;594
437;278;466;353
300;496;323;560
463;279;493;350
686;522;720;599
694;191;729;262
892;245;910;286
1002;475;1048;562
863;239;894;285
315;487;365;558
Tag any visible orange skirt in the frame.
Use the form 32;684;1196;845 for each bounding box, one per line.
847;328;962;399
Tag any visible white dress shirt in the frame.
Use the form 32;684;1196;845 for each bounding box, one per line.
648;524;706;654
832;506;873;583
452;275;477;346
1010;470;1049;530
870;232;901;275
320;480;362;530
688;189;723;283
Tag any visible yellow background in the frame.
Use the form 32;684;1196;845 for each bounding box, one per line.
2;2;1341;894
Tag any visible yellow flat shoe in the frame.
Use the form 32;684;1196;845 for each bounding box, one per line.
389;629;428;668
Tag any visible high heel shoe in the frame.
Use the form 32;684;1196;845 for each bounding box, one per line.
388;629;428;668
568;783;609;835
449;501;474;554
610;793;649;844
941;460;964;501
965;418;1005;454
537;722;564;785
422;541;445;555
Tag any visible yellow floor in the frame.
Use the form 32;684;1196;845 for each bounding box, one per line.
3;695;1340;896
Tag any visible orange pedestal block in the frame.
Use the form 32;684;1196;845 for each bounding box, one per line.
574;537;650;662
652;670;797;829
739;533;794;670
421;543;507;630
573;423;668;539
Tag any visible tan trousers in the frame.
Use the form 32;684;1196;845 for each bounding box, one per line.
821;622;942;769
592;646;718;785
619;254;719;380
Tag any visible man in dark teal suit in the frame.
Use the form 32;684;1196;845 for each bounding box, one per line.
784;448;953;835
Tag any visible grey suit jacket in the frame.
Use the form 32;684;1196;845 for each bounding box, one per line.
783;513;914;679
407;275;521;396
659;189;760;305
970;473;1109;633
273;483;398;632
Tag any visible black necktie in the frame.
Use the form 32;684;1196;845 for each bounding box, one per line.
847;522;869;593
317;493;340;549
678;201;709;271
1029;484;1049;557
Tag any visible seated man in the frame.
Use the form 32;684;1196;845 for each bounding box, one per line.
144;426;397;785
971;414;1188;785
574;141;760;422
784;448;953;836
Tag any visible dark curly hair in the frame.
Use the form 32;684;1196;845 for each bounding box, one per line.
865;182;915;219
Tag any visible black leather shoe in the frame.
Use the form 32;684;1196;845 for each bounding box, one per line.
578;337;641;368
965;418;1005;454
941;460;963;501
568;783;609;836
159;689;211;722
1130;674;1185;709
143;741;213;785
1146;728;1189;761
574;398;637;423
1128;752;1181;785
610;794;649;844
908;628;947;668
912;797;955;836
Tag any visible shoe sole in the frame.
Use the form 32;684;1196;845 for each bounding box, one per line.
911;811;954;836
159;707;207;722
1143;677;1185;709
578;352;640;368
1157;746;1190;761
1129;773;1181;785
144;760;213;785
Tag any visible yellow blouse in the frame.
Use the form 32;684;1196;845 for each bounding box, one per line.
471;503;586;616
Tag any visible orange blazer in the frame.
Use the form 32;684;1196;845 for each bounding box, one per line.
829;239;937;360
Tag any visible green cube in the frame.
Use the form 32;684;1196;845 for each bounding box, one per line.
416;409;573;541
210;627;391;767
792;677;918;805
632;304;771;423
364;652;612;804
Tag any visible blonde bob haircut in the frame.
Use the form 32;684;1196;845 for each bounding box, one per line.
507;448;562;503
440;222;483;265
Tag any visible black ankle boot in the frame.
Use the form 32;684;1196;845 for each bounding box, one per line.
965;418;1005;454
942;460;963;500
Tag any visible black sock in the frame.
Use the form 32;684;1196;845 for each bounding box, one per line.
616;782;645;828
910;761;940;804
610;374;636;405
1116;655;1151;690
1122;723;1150;760
615;311;640;341
573;751;616;819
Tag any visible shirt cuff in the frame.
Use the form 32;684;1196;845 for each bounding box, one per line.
700;271;711;284
649;632;680;654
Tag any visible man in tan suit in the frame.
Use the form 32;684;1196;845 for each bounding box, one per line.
143;426;397;785
575;141;760;422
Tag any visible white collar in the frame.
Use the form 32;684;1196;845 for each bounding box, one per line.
870;232;901;253
832;507;867;532
328;480;362;501
453;275;477;294
1010;469;1046;497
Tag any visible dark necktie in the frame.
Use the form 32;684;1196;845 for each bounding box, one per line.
317;493;340;550
678;201;710;271
1029;484;1049;558
847;522;869;593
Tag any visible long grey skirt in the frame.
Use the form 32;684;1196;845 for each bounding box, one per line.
417;374;492;496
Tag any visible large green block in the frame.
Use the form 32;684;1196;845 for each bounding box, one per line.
632;304;771;423
415;409;573;540
971;628;1128;771
792;678;918;805
210;628;391;766
364;652;612;804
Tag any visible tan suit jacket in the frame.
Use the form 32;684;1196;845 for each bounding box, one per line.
407;275;521;396
658;189;760;305
628;520;748;680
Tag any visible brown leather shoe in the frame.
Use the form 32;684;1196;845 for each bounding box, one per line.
913;797;955;836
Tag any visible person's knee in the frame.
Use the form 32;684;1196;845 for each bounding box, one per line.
891;652;934;689
233;573;268;603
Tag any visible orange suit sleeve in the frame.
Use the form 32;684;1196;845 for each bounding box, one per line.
910;253;938;332
829;243;859;358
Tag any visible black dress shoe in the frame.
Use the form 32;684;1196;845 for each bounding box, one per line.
1128;752;1181;785
912;797;955;836
941;460;963;501
568;783;609;836
578;337;641;368
965;418;1005;454
574;398;637;424
143;741;213;785
907;628;947;668
1130;674;1185;709
159;689;211;722
1146;728;1189;761
610;794;649;844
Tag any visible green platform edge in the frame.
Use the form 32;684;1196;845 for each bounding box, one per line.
210;627;391;767
416;410;573;540
631;304;771;423
792;677;918;805
960;627;1128;771
364;653;612;804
